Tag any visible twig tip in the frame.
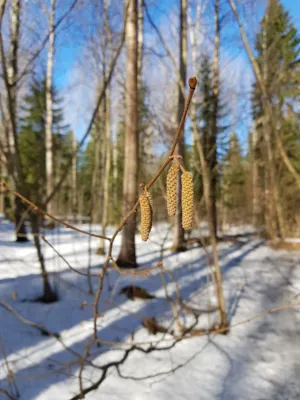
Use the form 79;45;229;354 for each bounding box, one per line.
188;77;197;90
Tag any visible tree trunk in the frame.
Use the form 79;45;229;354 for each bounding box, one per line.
137;0;143;80
45;0;56;215
98;83;111;254
192;111;227;328
173;0;187;252
252;127;260;227
71;131;78;219
30;213;57;302
113;142;118;212
261;12;284;241
0;162;3;216
210;0;220;238
7;0;28;241
117;0;138;268
90;106;103;224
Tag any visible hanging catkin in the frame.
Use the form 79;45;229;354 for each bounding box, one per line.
181;170;194;230
166;163;179;216
146;191;153;207
140;190;152;241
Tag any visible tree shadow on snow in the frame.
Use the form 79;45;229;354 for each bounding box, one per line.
0;240;263;399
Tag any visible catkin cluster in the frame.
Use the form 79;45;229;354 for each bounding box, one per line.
166;162;194;230
140;190;153;242
139;162;194;242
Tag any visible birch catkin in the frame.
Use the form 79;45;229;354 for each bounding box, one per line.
166;163;179;216
140;191;152;241
146;191;153;207
181;171;194;230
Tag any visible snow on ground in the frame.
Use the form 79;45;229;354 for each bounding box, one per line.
0;220;300;399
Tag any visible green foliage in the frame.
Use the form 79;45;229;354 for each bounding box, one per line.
253;0;300;121
252;0;300;233
192;55;227;215
19;77;69;204
221;132;247;223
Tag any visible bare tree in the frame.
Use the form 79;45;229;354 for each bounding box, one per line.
210;0;220;238
98;82;111;254
45;0;56;216
71;130;78;217
4;0;28;241
251;126;260;227
173;0;187;252
116;0;139;268
189;0;227;328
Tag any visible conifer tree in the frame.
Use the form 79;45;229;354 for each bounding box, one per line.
252;0;300;237
221;132;247;226
18;76;68;302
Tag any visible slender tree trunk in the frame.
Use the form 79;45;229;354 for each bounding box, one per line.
91;132;100;224
71;131;78;219
45;0;56;216
113;142;118;211
173;0;187;252
0;160;3;215
210;0;220;238
252;127;260;227
7;0;28;241
117;0;138;268
261;12;285;241
98;84;111;254
192;112;227;328
30;213;57;302
137;0;143;80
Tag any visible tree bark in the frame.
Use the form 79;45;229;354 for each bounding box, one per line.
173;0;187;252
261;9;285;241
137;0;143;80
252;127;260;227
90;109;102;224
6;0;28;241
71;130;78;218
45;0;56;215
192;111;227;328
30;213;57;303
98;83;111;254
117;0;138;268
210;0;220;238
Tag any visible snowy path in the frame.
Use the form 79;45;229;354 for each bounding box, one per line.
0;222;300;399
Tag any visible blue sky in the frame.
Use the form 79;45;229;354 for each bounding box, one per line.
51;0;300;145
283;0;300;27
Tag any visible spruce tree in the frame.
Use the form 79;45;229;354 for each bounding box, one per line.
221;132;247;226
194;55;225;234
19;77;68;205
18;76;68;302
252;0;300;236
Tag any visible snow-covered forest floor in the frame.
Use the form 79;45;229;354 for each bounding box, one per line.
1;219;300;399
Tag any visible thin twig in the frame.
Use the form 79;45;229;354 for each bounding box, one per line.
0;336;19;399
0;182;110;241
110;257;163;276
0;388;16;400
42;236;100;277
16;0;79;84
